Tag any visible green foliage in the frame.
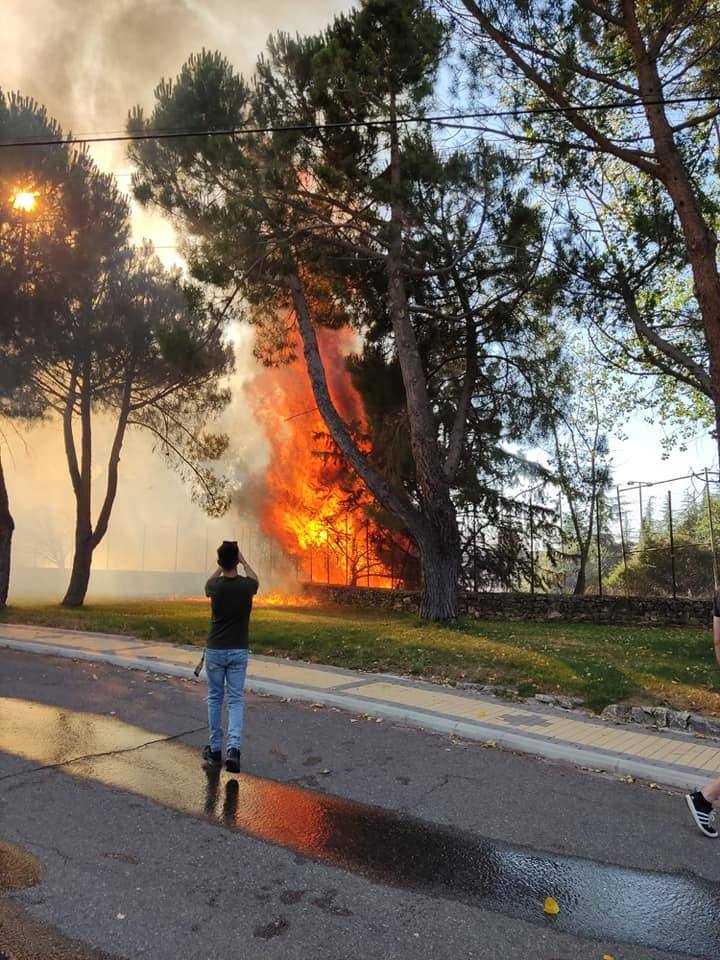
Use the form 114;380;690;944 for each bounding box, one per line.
448;0;720;447
0;91;110;422
1;93;236;531
606;491;719;598
546;338;614;593
606;532;714;598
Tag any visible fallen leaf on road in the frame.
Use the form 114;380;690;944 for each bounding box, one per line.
483;740;497;749
543;896;560;915
320;769;331;775
311;703;325;709
116;913;126;920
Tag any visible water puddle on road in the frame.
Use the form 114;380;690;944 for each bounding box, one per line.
1;696;718;958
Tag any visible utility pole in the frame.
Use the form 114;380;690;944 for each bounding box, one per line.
596;492;603;597
616;486;629;598
668;490;677;600
706;468;718;590
528;498;535;596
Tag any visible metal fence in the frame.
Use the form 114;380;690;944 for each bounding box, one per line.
457;469;720;600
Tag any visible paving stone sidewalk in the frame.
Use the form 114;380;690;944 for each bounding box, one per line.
2;622;719;791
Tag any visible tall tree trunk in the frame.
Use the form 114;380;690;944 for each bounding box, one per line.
62;366;94;607
573;506;595;596
63;517;94;608
387;92;461;619
0;454;15;607
622;2;720;466
62;366;133;607
418;514;462;620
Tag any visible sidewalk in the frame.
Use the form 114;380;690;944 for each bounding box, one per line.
2;622;719;791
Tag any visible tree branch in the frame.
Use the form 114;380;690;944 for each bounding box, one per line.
458;0;662;176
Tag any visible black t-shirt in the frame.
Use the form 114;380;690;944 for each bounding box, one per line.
714;590;720;618
205;575;259;649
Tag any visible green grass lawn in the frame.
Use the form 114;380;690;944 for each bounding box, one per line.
2;599;719;714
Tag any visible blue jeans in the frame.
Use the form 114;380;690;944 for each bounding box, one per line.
205;648;249;752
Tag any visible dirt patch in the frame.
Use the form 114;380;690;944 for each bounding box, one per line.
0;839;42;894
0;838;120;960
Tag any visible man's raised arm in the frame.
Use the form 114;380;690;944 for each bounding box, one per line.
238;551;259;585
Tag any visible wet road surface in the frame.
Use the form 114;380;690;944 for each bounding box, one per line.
1;696;718;958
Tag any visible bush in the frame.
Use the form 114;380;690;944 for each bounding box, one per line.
606;531;714;597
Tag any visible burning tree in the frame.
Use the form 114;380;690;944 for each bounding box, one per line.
129;0;563;619
244;324;419;588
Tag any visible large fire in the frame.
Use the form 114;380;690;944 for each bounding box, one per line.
245;325;415;589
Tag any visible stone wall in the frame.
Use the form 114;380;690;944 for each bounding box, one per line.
303;583;713;627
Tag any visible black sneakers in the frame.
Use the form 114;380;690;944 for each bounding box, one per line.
685;791;718;838
202;744;222;766
202;744;241;772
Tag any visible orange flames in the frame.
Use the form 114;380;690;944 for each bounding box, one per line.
245;326;411;588
175;594;319;607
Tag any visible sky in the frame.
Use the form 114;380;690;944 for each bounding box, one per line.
0;0;716;592
2;0;351;253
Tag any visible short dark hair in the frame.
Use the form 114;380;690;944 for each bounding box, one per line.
217;541;240;571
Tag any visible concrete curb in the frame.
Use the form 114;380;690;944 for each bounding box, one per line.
0;635;702;791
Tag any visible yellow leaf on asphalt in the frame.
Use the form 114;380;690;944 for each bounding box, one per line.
543;896;560;915
601;955;616;960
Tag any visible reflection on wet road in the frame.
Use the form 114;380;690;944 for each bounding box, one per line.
1;697;718;958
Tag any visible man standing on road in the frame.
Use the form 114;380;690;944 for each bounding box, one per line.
202;541;259;773
685;588;720;838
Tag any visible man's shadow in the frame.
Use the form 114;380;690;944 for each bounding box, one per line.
203;765;239;826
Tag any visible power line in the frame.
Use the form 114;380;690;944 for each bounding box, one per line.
0;94;718;149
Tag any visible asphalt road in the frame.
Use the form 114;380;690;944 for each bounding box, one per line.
1;649;718;960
